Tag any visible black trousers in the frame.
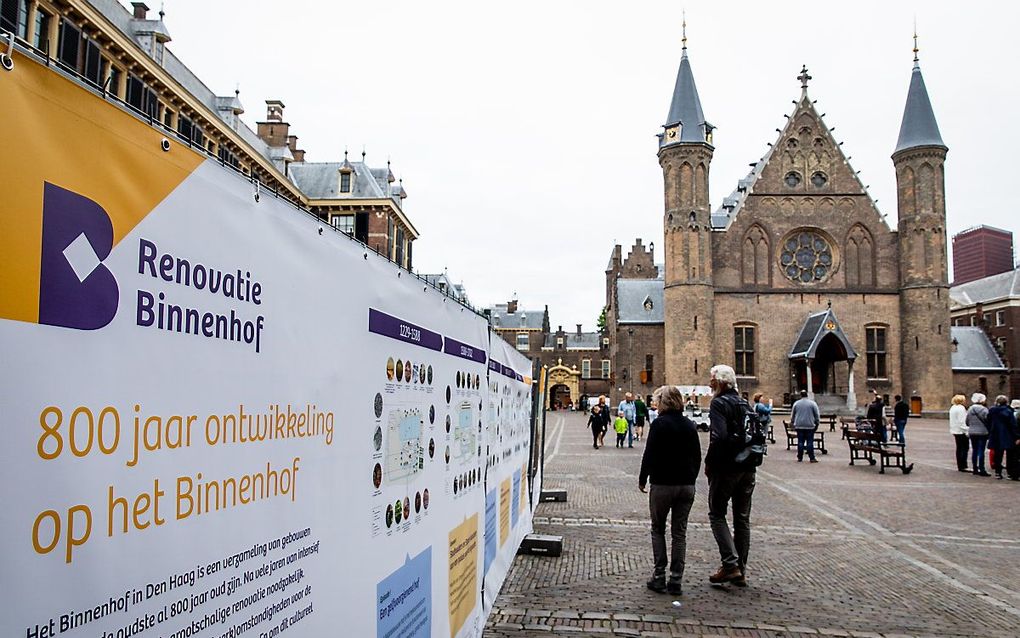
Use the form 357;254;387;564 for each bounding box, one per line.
953;433;969;471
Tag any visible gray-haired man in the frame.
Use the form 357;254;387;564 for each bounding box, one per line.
705;364;754;587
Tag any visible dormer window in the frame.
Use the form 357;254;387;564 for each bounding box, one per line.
340;172;352;193
520;314;527;327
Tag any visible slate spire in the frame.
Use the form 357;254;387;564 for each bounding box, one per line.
894;34;945;154
662;18;712;146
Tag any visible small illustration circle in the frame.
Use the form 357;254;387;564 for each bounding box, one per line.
445;445;451;464
429;438;435;458
445;415;451;433
456;371;462;388
419;365;426;384
395;359;404;382
427;365;433;385
373;463;382;489
429;405;435;424
453;479;459;495
475;374;480;389
385;504;394;528
386;357;395;381
415;491;422;513
373;426;383;451
404;360;412;382
446;386;452;403
374;393;383;418
403;497;411;519
394;499;403;524
423;488;430;509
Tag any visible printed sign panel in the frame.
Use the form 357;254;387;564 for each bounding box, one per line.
0;51;534;638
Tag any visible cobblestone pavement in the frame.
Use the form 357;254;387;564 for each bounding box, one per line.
484;411;1020;638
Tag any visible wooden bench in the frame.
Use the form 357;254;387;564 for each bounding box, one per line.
845;429;913;474
782;420;828;455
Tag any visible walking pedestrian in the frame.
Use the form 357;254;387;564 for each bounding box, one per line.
948;394;970;472
613;410;629;448
705;364;755;587
639;386;701;596
587;405;604;449
596;396;609;447
634;395;648;441
893;395;910;445
987;395;1019;480
791;390;820;462
618;392;637;448
966;393;990;477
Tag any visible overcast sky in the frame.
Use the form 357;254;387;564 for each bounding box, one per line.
144;1;1020;331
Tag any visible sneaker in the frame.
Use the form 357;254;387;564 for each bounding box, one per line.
708;564;742;584
809;458;818;463
666;581;683;595
978;471;992;477
646;577;667;593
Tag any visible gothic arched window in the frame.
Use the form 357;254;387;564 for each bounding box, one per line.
742;225;770;286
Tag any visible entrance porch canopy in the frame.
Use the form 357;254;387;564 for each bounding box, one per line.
788;307;858;410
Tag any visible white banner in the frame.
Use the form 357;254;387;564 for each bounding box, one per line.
0;54;535;638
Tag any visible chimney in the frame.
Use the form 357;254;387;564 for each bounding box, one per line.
576;324;582;336
132;2;149;19
265;100;285;122
506;300;518;314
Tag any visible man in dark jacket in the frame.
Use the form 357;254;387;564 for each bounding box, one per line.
704;364;754;587
639;385;700;595
893;395;910;445
866;393;887;443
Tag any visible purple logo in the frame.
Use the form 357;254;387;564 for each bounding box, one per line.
38;183;119;330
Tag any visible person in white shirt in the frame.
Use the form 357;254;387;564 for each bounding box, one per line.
948;394;969;472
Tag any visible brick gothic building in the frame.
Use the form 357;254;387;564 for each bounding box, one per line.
640;36;955;414
604;240;665;405
486;301;611;408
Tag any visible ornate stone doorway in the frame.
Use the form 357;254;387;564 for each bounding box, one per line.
546;364;580;410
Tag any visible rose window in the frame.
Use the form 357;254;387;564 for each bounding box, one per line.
780;231;833;283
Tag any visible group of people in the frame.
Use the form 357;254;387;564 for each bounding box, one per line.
636;365;758;595
586;392;655;449
950;393;1020;479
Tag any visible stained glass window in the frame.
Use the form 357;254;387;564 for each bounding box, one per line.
780;230;833;283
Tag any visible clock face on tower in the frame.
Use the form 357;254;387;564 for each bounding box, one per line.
666;127;677;140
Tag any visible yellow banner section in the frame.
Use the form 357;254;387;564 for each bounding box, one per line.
447;515;478;637
498;477;511;547
0;51;203;323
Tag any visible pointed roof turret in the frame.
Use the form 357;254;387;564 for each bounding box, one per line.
662;17;712;146
894;34;946;154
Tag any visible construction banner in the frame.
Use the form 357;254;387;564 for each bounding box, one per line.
0;50;536;638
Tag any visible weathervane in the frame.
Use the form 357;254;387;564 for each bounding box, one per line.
912;19;919;63
682;10;687;50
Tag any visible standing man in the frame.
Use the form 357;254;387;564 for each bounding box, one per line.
791;390;820;463
634;395;648;441
639;386;701;595
893;395;910;445
867;393;887;443
705;364;754;587
618;392;637;448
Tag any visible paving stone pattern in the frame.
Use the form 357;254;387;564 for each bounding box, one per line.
484;412;1020;638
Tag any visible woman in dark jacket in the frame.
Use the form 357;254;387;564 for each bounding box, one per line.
987;395;1020;480
587;405;605;449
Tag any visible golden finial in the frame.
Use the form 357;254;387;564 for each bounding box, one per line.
682;10;687;50
912;18;919;63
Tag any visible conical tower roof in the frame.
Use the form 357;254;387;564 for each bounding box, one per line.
894;45;945;154
662;24;711;145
